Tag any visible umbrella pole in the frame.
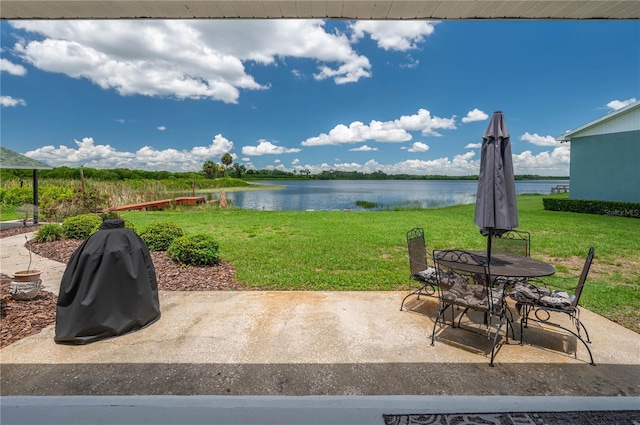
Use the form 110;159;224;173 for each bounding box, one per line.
487;231;493;265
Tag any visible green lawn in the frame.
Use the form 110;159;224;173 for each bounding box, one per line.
121;194;639;332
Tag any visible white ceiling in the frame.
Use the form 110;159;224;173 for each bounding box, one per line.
1;0;639;20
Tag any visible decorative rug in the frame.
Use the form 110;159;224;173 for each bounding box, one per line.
383;410;640;425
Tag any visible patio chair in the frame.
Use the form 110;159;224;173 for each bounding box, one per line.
400;227;438;311
491;229;531;288
492;229;531;257
509;247;595;365
431;249;513;366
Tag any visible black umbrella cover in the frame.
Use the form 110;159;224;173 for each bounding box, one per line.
474;111;519;237
55;219;161;344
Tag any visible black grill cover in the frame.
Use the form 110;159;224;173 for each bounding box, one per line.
55;219;161;344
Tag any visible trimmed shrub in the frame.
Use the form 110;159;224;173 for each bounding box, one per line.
543;198;640;218
34;223;65;243
139;221;184;251
167;234;220;266
120;219;137;233
62;214;102;239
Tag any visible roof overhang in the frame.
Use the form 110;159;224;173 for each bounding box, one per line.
0;147;53;170
556;100;640;142
2;0;639;20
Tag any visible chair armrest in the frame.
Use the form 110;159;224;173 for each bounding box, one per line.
530;277;578;292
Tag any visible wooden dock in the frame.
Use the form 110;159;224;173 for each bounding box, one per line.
551;184;570;194
174;197;206;206
109;196;205;212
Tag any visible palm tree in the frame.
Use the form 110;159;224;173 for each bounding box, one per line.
215;163;225;178
221;153;233;170
231;163;246;178
203;160;215;179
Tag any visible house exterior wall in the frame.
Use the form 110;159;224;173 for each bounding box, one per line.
570;130;640;203
573;108;640;137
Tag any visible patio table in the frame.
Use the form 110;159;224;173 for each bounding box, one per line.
433;250;555;278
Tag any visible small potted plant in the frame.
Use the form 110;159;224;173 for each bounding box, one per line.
10;235;42;300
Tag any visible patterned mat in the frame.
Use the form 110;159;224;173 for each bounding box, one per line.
383;410;640;425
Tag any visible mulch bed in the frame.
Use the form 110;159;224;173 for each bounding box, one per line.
0;225;247;348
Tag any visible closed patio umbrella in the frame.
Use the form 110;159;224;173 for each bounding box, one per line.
474;111;519;262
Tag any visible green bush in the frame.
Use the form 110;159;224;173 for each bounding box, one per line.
62;214;103;239
34;223;65;242
0;186;32;206
543;198;640;218
139;221;184;251
167;233;220;266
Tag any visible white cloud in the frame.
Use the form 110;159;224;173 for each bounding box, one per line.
314;54;371;85
157;126;166;131
264;163;289;172
10;20;373;103
349;145;378;152
115;118;125;124
607;98;637;110
465;142;482;149
0;96;27;107
461;108;488;123
394;109;456;136
520;132;561;147
399;55;420;69
270;145;569;177
349;21;437;51
191;134;235;158
0;58;27;76
242;140;302;156
335;154;478;176
19;132;570;176
301;109;455;146
407;142;429;152
25;134;235;171
512;145;570;176
302;121;410;146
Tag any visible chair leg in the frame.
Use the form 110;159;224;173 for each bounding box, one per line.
560;319;596;366
400;282;434;311
489;314;507;367
400;286;422;310
456;307;469;328
518;303;533;345
431;302;451;346
520;306;596;366
572;310;592;343
505;308;516;341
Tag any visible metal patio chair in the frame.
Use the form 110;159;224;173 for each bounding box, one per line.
399;227;439;311
431;249;513;366
492;229;531;257
491;229;531;289
509;247;596;365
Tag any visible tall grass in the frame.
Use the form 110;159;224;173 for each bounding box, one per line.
0;177;249;210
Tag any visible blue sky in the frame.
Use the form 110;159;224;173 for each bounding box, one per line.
1;19;638;176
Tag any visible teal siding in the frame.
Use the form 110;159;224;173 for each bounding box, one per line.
570;130;640;202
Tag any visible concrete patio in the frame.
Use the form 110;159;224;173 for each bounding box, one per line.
1;230;639;423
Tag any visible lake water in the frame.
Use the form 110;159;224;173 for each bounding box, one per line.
209;180;569;211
